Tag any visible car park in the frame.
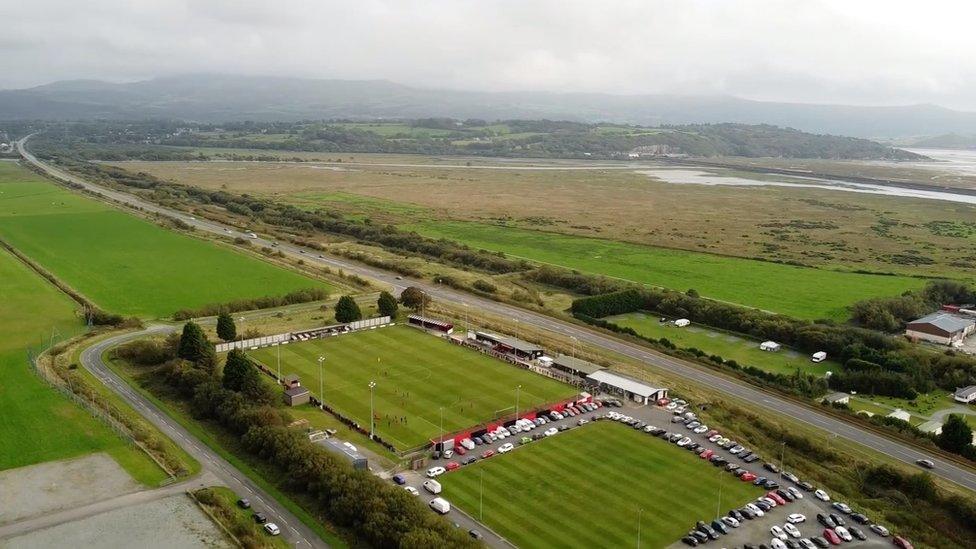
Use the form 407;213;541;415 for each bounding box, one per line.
426;466;446;477
814;489;830;501
822;529;841;545
870;524;890;537
784;523;801;538
264;523;281;536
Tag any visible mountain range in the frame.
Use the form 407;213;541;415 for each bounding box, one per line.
3;74;976;138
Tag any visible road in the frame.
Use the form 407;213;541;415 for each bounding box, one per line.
18;137;976;494
79;327;327;548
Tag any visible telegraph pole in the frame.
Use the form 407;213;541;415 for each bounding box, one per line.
369;381;377;439
317;355;325;409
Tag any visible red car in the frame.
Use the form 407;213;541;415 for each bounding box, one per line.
823;529;842;545
700;449;714;460
657;398;670;406
445;461;460;471
706;430;719;438
740;472;757;482
767;491;787;505
892;537;914;549
455;446;467;456
481;450;495;459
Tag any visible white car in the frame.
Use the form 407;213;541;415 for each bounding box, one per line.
442;449;453;459
577;418;589;426
787;513;806;524
832;501;852;514
498;443;514;453
643;425;657;433
834;526;852;542
404;486;419;496
264;523;281;536
608;411;621;420
426;466;446;478
666;402;678;411
746;503;765;517
771;538;787;549
814;489;830;501
760;497;777;508
770;525;788;541
708;434;722;443
721;516;740;528
693;425;708;434
783;523;801;538
676;437;692;447
787;486;803;499
544;427;558;437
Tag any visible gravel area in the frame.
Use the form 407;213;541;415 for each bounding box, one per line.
2;494;231;549
0;453;139;525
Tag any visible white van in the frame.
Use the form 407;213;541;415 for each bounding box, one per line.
423;479;442;494
811;351;827;363
429;497;451;514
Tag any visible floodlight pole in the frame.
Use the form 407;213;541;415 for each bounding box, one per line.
780;441;786;471
515;385;521;420
317;355;325;409
480;469;484;520
369;381;377;439
238;317;245;343
439;407;444;449
637;507;643;549
276;343;281;382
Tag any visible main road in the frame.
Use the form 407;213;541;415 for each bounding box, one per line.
19;138;976;494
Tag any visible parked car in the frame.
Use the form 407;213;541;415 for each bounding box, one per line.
767;491;786;505
798;539;816;549
469;530;483;540
822;529;841;545
708;434;723;442
544;427;558;437
728;509;745;522
237;498;251;509
833;526;852;542
700;449;714;460
755;500;772;512
730;445;745;454
745;503;765;517
462;456;477;465
771;525;788;541
404;486;419;496
764;480;780;490
739;507;756;520
455;446;467;455
849;513;869;524
784;523;802;538
426;466;446;478
689;530;709;543
771;539;787;549
787;513;806;524
870;524;890;537
832;502;852;514
848;527;867;541
814;489;830;501
743;454;760;463
480;450;495;459
520;436;532;445
253;512;268;524
817;514;835;528
829;513;845;526
764;462;781;473
682;536;700;547
721;516;740;528
740;472;757;482
696;521;718;540
443;449;454;459
693;425;708;434
677;437;692;447
797;480;814;491
782;471;799;483
787;486;803;499
776;488;794;502
711;519;728;535
811;537;830;548
498;443;514;453
446;462;460;471
264;523;281;536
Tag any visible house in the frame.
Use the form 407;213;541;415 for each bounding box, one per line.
917;419;943;435
473;331;545;360
551;354;605;380
822;392;850;406
887;409;912;422
585;370;667;405
760;341;781;352
905;312;975;346
954;385;976;404
284;374;301;389
283;386;310;406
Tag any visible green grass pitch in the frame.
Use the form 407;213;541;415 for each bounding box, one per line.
441;421;762;548
249;325;577;450
0;163;329;318
409;220;923;321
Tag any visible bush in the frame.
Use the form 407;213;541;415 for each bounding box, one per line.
173;288;328;320
472;279;497;293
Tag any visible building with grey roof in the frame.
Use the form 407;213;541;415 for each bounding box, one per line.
905;312;975;346
954;385;976;404
585;370;667;405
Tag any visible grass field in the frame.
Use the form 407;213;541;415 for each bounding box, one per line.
249;325;576;449
607;312;835;375
410;220;923;320
441;421;761;548
0;246;164;483
0;163;328;317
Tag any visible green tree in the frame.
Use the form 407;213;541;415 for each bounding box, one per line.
399;286;429;310
335;295;363;323
240;366;276;404
938;414;974;454
377;291;398;318
216;312;237;341
222;349;251;392
177;321;212;362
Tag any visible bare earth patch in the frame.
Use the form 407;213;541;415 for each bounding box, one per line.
0;453;139;525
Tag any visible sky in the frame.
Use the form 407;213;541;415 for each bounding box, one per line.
4;0;976;109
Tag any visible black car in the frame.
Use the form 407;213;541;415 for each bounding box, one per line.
738;451;753;460
797;480;814;491
473;437;483;445
849;527;867;540
776;489;793;501
785;540;799;549
432;450;441;460
687;443;701;452
733;468;747;477
253;512;268;524
742;454;760;463
462;456;477;465
696;521;718;540
711;519;728;535
682;536;700;547
830;513;845;526
740;507;756;520
469;530;483;540
743;545;757;549
817;513;835;528
711;457;728;466
755;501;771;511
728;509;745;522
236;498;251;509
849;513;870;524
754;476;767;486
812;537;830;548
763;480;779;490
689;530;709;543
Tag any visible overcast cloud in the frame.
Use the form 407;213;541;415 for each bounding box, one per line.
3;0;976;109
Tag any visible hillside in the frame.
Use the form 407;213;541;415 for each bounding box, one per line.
3;74;976;138
908;133;976;149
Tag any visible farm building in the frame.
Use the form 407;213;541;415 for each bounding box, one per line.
822;392;850;406
408;314;454;334
887;409;912;422
317;439;368;470
905;312;975;346
283;386;310;406
954;385;976;404
474;331;545;360
585;370;667;405
551;354;605;380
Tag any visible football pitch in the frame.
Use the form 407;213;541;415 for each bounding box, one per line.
442;421;761;548
249;325;576;450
